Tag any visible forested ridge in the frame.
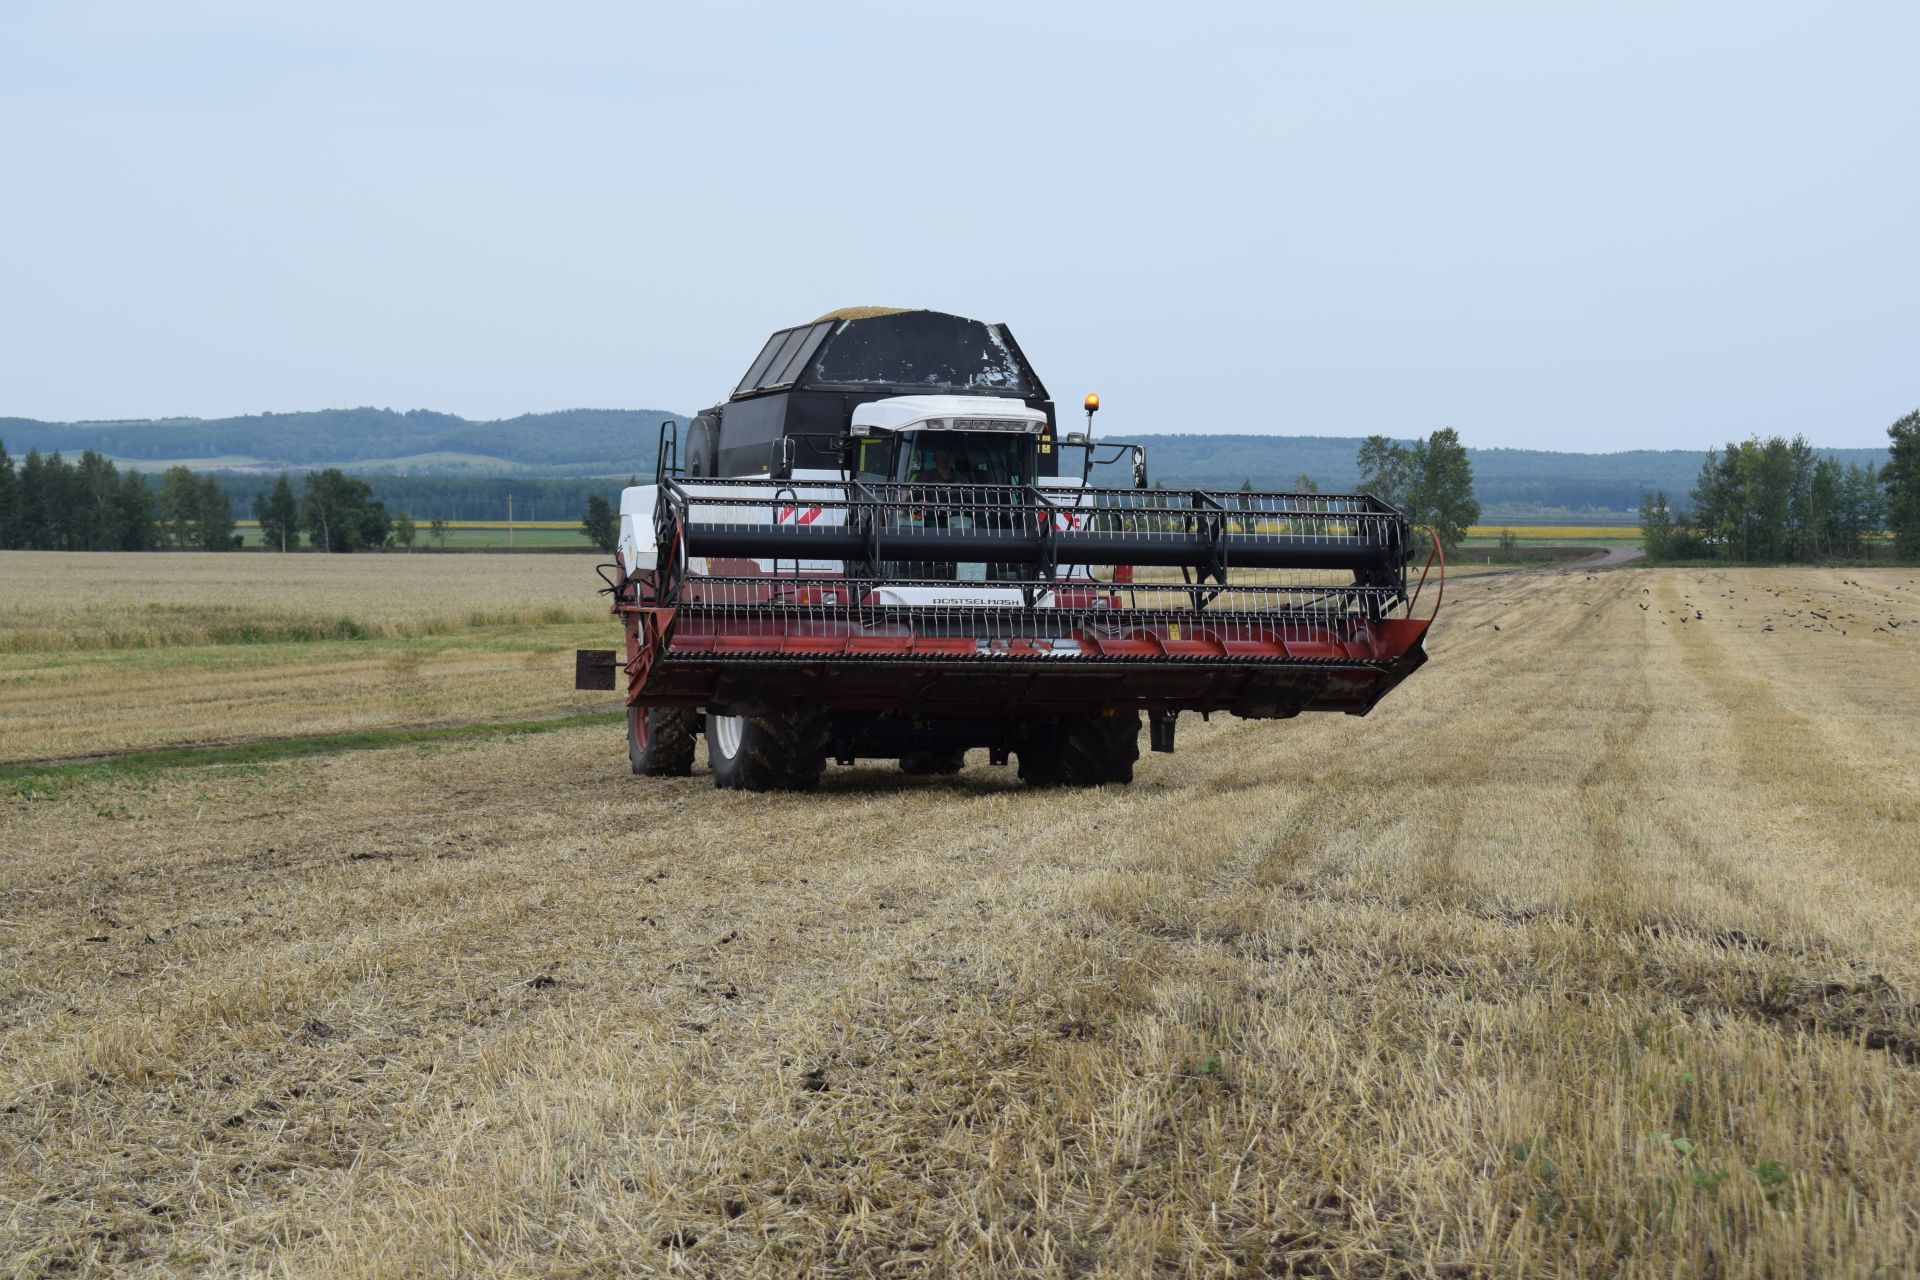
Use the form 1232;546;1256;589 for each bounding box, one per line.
0;409;1897;519
0;408;682;474
1131;435;1890;512
7;411;1916;558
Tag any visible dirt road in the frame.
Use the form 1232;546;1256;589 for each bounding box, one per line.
1581;543;1647;568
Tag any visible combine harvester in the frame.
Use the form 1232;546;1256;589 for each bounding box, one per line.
576;308;1441;789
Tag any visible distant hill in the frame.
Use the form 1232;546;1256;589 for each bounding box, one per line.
0;407;684;476
0;411;1891;515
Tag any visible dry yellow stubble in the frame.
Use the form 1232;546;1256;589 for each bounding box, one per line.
0;552;614;760
1;560;1918;1276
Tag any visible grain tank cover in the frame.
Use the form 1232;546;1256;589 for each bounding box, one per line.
731;310;1045;401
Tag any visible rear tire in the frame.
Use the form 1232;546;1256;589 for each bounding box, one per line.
708;711;829;791
629;705;697;776
1017;712;1141;787
899;749;966;776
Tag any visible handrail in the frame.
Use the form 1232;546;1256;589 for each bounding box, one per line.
661;476;1401;514
654;420;680;485
1405;528;1445;623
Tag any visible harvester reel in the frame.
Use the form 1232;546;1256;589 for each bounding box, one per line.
611;480;1439;773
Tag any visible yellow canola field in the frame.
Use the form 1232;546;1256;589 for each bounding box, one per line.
1466;524;1633;539
235;519;581;529
414;520;579;529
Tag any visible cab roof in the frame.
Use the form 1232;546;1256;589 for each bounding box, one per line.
850;395;1048;435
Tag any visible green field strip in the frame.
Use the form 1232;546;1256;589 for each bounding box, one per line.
0;710;621;795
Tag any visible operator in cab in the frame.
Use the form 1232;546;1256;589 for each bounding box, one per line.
900;433;1031;487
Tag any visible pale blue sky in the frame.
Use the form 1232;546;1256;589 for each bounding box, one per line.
2;1;1913;449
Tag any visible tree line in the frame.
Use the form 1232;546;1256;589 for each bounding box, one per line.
0;444;237;551
1355;428;1481;552
1641;410;1919;562
249;471;401;552
21;412;1920;565
5;427;1485;555
213;473;625;524
0;439;423;553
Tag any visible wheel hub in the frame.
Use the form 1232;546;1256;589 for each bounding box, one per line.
710;713;745;760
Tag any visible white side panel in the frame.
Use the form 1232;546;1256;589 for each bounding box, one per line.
618;484;657;573
871;585;1036;608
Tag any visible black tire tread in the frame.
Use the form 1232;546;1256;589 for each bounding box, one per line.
713;711;830;791
630;705;698;776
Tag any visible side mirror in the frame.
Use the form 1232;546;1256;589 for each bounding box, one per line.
1132;445;1149;490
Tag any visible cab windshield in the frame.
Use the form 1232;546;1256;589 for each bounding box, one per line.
855;429;1037;583
895;430;1034;486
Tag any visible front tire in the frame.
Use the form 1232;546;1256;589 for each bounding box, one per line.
629;705;697;776
707;711;829;791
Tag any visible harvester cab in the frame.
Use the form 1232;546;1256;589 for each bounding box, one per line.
845;396;1049;586
849;396;1045;488
580;308;1443;791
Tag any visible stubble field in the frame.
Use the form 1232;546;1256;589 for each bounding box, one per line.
2;551;1919;1277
